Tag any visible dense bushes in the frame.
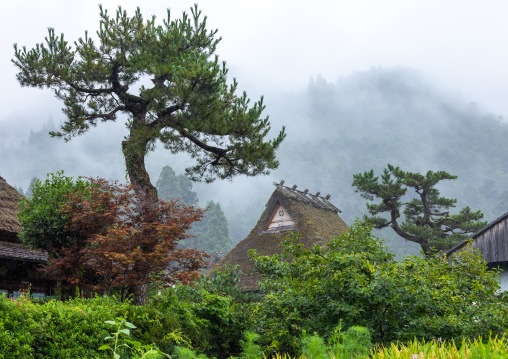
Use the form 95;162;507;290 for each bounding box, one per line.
248;221;508;354
2;221;507;358
0;287;245;359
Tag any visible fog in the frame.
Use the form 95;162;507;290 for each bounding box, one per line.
2;1;508;256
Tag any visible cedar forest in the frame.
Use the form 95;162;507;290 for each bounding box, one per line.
1;4;508;359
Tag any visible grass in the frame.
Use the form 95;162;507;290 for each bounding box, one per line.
369;336;508;359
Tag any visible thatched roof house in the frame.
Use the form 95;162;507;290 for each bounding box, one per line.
0;176;52;297
0;175;23;243
446;211;508;291
218;180;349;291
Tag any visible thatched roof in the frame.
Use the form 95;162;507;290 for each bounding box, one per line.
0;241;48;263
0;176;49;263
217;180;349;291
0;176;23;242
446;210;508;263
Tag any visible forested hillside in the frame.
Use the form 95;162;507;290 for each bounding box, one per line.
233;68;508;256
3;67;508;257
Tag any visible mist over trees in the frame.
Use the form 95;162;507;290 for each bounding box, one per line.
352;164;487;256
12;5;285;211
155;165;232;255
3;67;508;257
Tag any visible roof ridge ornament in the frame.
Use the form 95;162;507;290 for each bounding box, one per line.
272;180;341;213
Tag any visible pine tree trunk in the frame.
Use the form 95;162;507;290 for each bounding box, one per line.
121;137;158;209
121;126;158;305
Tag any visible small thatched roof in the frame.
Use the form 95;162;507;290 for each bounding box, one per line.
217;180;349;291
0;176;23;242
0;241;48;263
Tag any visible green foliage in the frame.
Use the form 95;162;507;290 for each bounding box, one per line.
189;200;233;255
301;332;328;359
156;165;198;206
339;326;372;359
197;265;260;303
301;326;372;359
248;221;508;354
13;4;285;193
17;171;94;256
152;284;246;358
99;318;170;359
0;286;246;359
352;164;487;256
173;346;208;359
371;336;508;359
239;332;263;359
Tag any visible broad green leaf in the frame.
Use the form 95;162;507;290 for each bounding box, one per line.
125;339;142;347
124;321;137;329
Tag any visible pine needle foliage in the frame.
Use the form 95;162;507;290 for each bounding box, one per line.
353;164;487;256
13;4;285;207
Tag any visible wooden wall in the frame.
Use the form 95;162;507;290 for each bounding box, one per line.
464;218;508;263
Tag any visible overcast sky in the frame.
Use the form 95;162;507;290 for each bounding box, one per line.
2;0;508;228
2;0;508;126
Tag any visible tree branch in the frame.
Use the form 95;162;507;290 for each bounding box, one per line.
176;126;228;156
66;81;114;95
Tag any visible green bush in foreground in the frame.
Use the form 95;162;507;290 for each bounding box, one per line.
0;286;245;359
249;221;508;354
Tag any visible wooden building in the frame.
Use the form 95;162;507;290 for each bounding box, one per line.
446;211;508;291
217;180;349;291
0;176;53;298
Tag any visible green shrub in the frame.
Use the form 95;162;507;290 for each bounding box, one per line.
249;221;508;354
240;332;263;359
301;332;328;359
0;294;204;358
339;326;372;359
198;265;261;303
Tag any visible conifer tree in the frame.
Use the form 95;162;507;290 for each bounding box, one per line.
24;177;38;198
156;165;232;255
13;5;285;209
156;165;198;206
188;200;233;255
352;164;487;256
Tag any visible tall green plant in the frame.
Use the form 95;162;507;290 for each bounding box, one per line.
99;318;171;359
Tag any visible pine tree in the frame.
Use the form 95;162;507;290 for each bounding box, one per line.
156;166;232;256
352;164;487;256
13;5;285;210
